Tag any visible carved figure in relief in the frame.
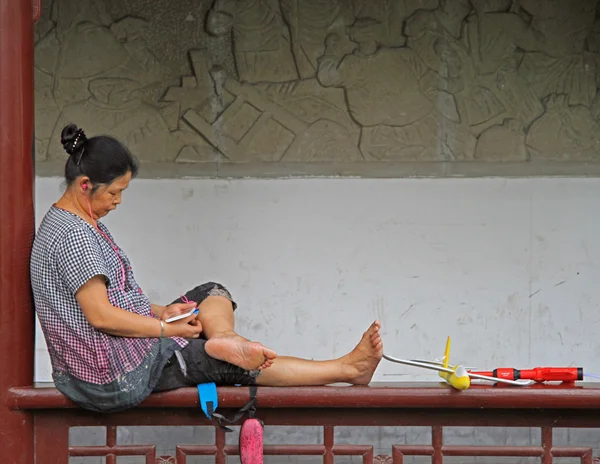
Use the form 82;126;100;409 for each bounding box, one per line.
33;0;169;161
428;37;543;136
253;79;361;146
351;0;438;48
404;0;472;73
407;20;501;130
526;94;600;160
279;0;353;79
47;78;175;162
464;1;530;73
163;50;234;125
164;48;361;162
456;1;544;134
317;18;476;161
35;1;164;107
406;2;543;138
206;0;299;83
438;49;499;130
474;118;529;160
179;67;361;162
516;0;599;107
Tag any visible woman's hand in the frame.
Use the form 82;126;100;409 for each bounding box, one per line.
160;302;197;322
75;276;204;339
159;302;203;338
163;312;203;339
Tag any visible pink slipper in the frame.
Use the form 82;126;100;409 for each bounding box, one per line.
239;418;264;464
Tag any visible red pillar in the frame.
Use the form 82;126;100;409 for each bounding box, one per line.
0;0;36;462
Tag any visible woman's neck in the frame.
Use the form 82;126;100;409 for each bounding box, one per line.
55;191;95;226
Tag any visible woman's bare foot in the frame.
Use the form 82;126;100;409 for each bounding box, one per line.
205;333;277;371
342;321;383;385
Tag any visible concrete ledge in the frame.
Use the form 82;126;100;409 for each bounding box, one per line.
35;161;600;179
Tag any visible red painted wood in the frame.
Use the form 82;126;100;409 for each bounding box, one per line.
394;445;594;459
542;427;553;464
441;446;545;457
392;445;432;464
215;426;227;464
432;426;443;464
0;0;36;462
30;407;600;463
68;425;157;462
324;426;334;464
257;445;326;456
393;445;433;456
552;448;594;463
24;406;600;429
331;445;373;463
10;383;600;410
107;426;117;464
69;445;157;460
392;445;405;464
176;444;217;462
177;444;372;458
18;383;600;463
34;414;70;463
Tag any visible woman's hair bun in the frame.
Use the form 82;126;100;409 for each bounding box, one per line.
61;124;87;156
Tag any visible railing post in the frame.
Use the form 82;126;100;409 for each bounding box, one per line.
34;414;70;463
0;0;36;462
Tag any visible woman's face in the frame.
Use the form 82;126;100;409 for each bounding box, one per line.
86;171;132;219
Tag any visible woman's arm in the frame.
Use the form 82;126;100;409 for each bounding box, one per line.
151;304;167;319
153;303;200;321
76;276;202;339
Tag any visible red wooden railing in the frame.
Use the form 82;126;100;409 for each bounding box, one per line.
8;382;600;463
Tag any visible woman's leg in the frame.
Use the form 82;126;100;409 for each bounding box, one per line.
175;283;276;371
154;320;383;392
254;321;383;386
174;282;238;338
175;283;383;381
196;295;237;338
198;296;277;371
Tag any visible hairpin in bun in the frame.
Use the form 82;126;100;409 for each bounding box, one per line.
61;124;88;165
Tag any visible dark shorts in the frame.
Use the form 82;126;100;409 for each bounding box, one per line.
153;282;260;392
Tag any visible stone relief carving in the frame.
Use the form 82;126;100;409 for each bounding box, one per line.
206;0;300;83
526;94;600;160
280;0;353;79
34;0;600;165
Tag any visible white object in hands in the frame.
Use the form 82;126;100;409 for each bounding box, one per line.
165;308;199;323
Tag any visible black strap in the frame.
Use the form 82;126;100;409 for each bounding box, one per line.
211;385;258;432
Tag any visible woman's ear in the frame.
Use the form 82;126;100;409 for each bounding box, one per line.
80;178;91;193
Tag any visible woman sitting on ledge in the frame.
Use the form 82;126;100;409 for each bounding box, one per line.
30;124;383;413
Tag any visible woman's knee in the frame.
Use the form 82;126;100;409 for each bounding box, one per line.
186;282;237;310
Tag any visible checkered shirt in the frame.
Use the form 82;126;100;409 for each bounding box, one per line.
31;206;187;386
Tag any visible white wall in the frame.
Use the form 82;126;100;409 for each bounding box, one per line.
34;177;600;383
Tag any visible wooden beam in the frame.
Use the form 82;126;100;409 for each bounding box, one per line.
0;0;36;462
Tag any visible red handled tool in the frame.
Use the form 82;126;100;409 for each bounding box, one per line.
468;367;583;383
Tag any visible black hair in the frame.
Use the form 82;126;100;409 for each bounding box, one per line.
61;124;139;192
